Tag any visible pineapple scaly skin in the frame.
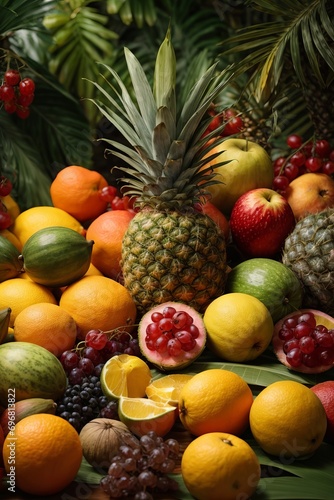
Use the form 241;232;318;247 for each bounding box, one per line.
122;207;227;315
282;209;334;316
88;29;232;315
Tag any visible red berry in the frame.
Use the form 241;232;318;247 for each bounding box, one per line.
0;211;12;229
290;151;306;167
305;156;323;172
16;106;30;119
17;93;34;106
303;141;314;157
223;108;237;119
315;139;331;158
273;175;290;191
321;161;334;176
329;150;334;162
286;134;302;149
99;185;117;203
222;116;244;136
284;163;299;181
0;84;15;102
0;176;13;196
208;114;222;132
4;69;20;86
19;77;35;96
3;101;17;114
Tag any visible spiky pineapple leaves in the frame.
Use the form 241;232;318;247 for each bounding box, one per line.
86;29;233;204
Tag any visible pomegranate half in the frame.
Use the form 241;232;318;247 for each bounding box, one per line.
272;309;334;374
138;302;206;371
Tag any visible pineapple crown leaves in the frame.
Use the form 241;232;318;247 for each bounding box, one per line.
86;28;233;207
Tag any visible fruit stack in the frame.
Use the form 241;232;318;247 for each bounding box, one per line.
0;31;334;500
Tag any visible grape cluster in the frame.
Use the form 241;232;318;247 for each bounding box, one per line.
100;430;179;499
60;329;141;386
0;175;13;229
56;375;113;432
0;68;35;119
273;134;334;192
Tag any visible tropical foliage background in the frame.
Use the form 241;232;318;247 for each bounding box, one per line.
0;0;333;210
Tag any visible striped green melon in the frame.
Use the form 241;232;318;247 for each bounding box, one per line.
20;226;94;287
0;235;22;282
0;342;67;406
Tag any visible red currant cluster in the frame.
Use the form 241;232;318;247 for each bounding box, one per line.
273;134;334;192
0;175;13;230
204;107;244;138
99;185;138;213
0;69;35;119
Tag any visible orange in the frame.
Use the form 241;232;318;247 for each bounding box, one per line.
50;165;109;222
13;303;78;357
2;413;82;496
145;374;194;406
0;278;57;327
100;354;152;400
0;229;22;251
181;432;261;500
59;275;137;340
200;199;230;242
250;380;327;458
178;369;253;437
118;396;177;437
10;206;85;246
86;210;135;280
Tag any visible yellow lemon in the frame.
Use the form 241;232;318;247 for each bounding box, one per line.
249;380;327;458
146;374;194;406
100;354;152;400
181;432;261;500
178;369;253;437
10;206;85;246
118;396;177;437
0;278;57;327
203;292;273;362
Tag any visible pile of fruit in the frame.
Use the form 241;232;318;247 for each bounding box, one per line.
1;32;334;500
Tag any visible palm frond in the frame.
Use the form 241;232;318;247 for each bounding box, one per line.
0;113;52;211
0;0;56;34
221;0;334;100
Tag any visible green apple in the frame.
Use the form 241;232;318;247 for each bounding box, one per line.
202;138;274;215
225;258;303;323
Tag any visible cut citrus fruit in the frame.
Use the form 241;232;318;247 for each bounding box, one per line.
118;396;177;437
100;354;152;400
145;374;194;406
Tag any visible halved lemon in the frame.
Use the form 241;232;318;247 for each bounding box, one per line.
145;374;194;406
100;354;152;400
118;396;177;437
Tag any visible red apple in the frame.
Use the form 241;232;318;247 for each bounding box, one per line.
229;188;296;258
284;172;334;220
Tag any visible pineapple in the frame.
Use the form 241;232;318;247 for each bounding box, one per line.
89;30;231;315
282;209;334;316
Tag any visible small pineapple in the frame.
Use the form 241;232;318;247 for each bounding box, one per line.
89;30;231;315
282;209;334;316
